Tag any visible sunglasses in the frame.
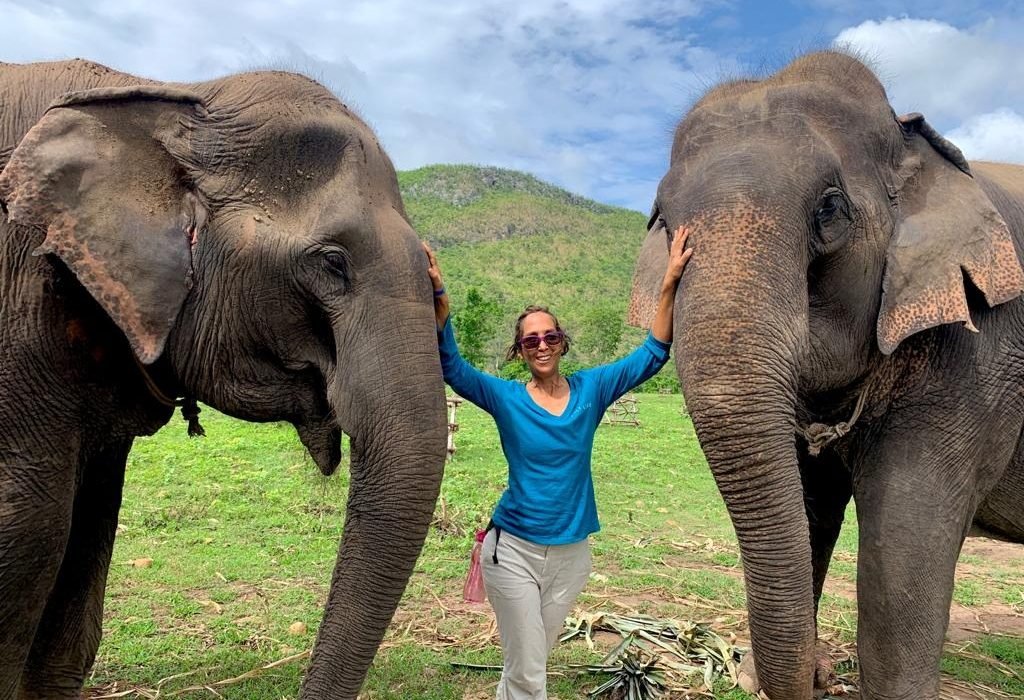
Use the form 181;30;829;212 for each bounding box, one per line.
518;331;565;350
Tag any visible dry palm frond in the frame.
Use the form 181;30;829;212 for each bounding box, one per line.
453;611;747;697
561;611;743;690
454;611;743;697
579;643;669;699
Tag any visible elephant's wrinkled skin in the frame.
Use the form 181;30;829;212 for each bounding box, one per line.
0;60;447;699
630;51;1024;699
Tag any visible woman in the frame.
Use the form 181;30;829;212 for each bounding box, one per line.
423;224;691;700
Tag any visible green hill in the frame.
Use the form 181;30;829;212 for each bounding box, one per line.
398;165;676;390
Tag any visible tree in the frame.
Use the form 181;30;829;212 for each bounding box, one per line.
580;303;624;363
453;287;500;369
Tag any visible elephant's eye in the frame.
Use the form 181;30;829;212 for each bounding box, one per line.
813;188;852;250
816;190;847;224
323;251;351;282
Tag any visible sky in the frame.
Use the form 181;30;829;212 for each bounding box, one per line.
2;1;1022;211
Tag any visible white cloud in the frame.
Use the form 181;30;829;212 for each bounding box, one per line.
1;0;727;210
947;109;1024;164
833;16;1024;167
7;5;1019;210
833;17;1024;126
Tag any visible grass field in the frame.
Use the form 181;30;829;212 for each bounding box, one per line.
88;395;1024;699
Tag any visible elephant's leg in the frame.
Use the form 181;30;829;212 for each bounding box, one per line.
17;441;131;700
0;456;76;699
852;413;1018;700
803;450;853;692
800;451;852;618
974;426;1024;541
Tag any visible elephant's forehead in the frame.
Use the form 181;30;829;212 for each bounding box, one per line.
677;83;888;157
197;70;356;119
264;150;401;232
192;70;387;181
215;117;395;218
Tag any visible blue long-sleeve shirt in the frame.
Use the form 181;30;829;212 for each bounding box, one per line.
438;318;671;545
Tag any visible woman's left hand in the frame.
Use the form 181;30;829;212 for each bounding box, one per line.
662;225;693;289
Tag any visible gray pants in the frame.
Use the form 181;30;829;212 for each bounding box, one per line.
481;527;592;700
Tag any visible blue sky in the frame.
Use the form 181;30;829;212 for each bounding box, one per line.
2;0;1022;211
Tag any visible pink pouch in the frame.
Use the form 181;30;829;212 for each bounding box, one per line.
462;529;487;603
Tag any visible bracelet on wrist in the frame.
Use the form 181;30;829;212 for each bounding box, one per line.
433;286;446;298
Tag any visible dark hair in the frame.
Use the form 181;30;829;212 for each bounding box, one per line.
504;305;572;362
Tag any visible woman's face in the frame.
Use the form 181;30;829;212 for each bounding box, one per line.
519;311;564;380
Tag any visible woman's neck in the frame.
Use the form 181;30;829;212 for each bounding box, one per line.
529;373;565;394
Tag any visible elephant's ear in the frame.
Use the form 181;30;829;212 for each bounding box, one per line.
0;86;208;364
627;205;670;328
876;113;1024;355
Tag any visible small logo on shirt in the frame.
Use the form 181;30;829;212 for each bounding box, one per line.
568;402;592;419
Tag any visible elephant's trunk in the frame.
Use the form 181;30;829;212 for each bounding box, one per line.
300;299;447;698
673;202;815;698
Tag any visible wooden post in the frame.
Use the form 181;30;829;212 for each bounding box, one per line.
446;395;463;461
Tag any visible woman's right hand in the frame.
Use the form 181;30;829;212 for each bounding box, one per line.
423;242;449;330
661;225;693;291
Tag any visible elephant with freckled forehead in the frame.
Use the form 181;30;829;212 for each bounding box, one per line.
0;59;446;699
630;50;1024;700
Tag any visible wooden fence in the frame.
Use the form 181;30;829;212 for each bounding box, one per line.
602;393;640;427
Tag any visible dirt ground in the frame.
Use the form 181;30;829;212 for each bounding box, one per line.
439;531;1024;700
82;533;1023;699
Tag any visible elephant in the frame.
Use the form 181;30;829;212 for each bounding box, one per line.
0;59;447;699
629;51;1024;699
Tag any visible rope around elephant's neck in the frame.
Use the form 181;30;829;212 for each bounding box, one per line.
798;379;874;457
132;354;206;438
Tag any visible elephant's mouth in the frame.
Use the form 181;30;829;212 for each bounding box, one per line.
296;418;342;475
